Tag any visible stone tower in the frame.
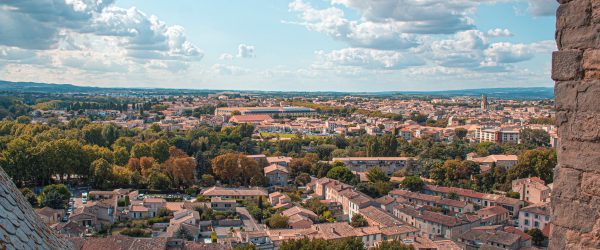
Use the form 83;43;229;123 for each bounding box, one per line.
481;94;489;111
550;0;600;248
0;167;72;249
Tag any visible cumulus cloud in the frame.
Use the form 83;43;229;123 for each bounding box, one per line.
314;48;425;70
287;0;420;50
219;53;234;60
527;0;558;16
211;64;250;76
487;28;513;37
329;0;481;34
0;0;202;72
237;44;255;58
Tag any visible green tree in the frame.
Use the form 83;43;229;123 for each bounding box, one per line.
200;174;216;187
175;225;194;241
520;128;550;147
91;158;113;189
151;139;170;163
295;173;312;186
401;176;424;192
367;167;389;182
327;166;356;184
527;228;545;246
454;128;468;140
43;190;68;209
148;171;172;190
267;214;289;229
350;214;368;227
131;143;152;158
20;188;38;207
508;149;557;183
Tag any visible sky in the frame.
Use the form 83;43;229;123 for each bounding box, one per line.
0;0;558;91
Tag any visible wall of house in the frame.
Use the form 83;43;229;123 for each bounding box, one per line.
550;0;600;248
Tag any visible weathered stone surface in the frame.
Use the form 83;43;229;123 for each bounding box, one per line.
552;0;600;248
581;172;600;196
558;24;600;49
557;0;591;29
552;197;598;233
556;80;600;111
593;0;600;24
552;50;583;80
557;139;600;172
583;49;600;70
584;69;600;79
559;110;600;141
552;166;583;200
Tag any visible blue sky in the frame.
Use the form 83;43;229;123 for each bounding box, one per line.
0;0;557;91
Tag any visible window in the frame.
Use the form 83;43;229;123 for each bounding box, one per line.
525;212;529;217
524;220;529;225
534;221;540;227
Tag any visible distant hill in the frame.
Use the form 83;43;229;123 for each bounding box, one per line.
0;80;553;99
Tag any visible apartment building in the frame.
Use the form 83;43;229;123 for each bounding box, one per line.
423;185;524;218
477;127;520;144
389;189;474;213
518;203;551;233
511;177;551;204
201;187;268;201
393;205;481;240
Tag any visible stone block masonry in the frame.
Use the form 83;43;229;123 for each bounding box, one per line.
551;0;600;248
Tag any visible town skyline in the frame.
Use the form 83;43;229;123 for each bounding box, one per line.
0;0;557;91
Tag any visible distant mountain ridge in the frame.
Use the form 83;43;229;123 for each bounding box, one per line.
0;80;554;99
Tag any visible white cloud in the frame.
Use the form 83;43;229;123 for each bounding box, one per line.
0;0;202;73
288;0;420;50
237;44;255;58
314;48;425;70
211;64;251;76
219;53;234;60
487;28;513;37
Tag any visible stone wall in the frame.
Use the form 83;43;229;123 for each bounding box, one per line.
551;0;600;248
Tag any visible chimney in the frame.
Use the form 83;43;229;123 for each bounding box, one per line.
331;228;336;234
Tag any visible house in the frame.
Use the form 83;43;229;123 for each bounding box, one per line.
471;155;518;170
422;185;524;217
128;205;150;219
308;177;374;221
266;156;292;167
287;214;314;229
390;189;474;213
202;187;268;201
281;206;318;222
36;207;65;225
476;206;510;226
393;205;481;240
518;202;551;233
358;206;419;241
512;177;551;204
457;226;532;250
375;195;407;213
263;164;289;186
268;192;291;206
229;114;274;124
210;197;237;211
142;197;167;217
331;157;415;176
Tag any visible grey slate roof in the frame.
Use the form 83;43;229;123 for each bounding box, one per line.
0;167;73;250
